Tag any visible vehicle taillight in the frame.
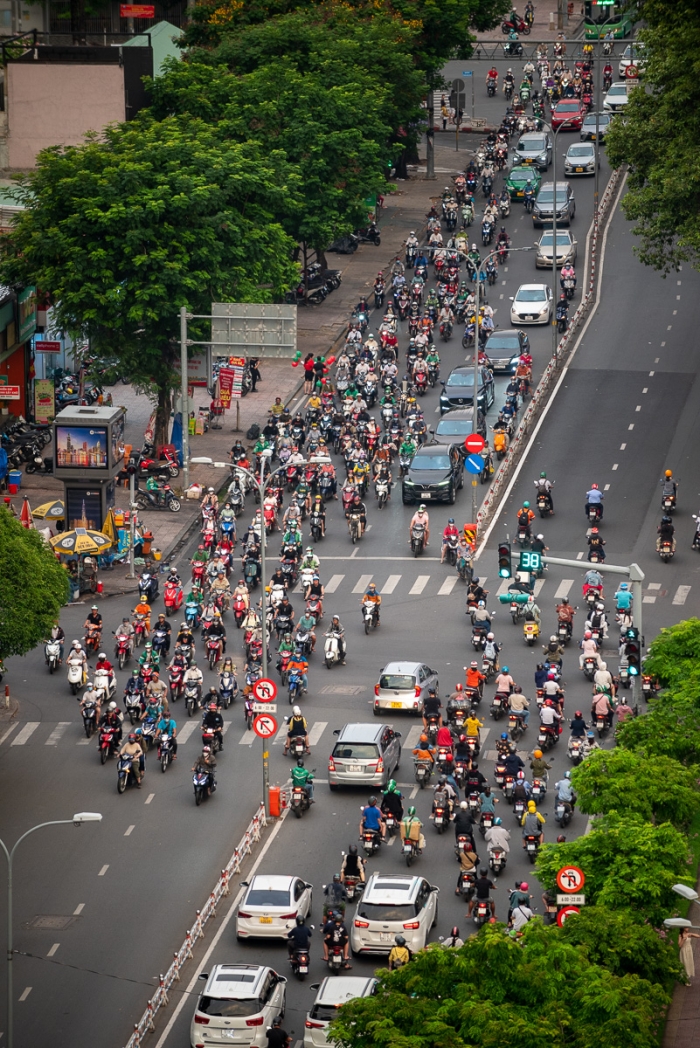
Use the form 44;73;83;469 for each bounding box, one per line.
306;1021;325;1029
237;911;251;919
374;684;380;696
246;1017;265;1027
194;1015;210;1025
354;919;370;928
376;758;384;773
403;921;420;929
328;757;336;771
415;685;421;697
279;913;297;920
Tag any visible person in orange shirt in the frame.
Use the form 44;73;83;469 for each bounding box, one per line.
465;661;486;699
133;599;152;637
516;502;535;540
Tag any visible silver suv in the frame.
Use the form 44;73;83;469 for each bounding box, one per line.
328;723;402;789
532;181;576;227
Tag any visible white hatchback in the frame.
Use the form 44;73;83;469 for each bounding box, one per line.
190;964;286;1048
510;283;553;325
303;976;378;1048
349;872;439;956
236;874;313;940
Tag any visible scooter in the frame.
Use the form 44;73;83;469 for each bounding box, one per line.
324;630;344;669
45;640;61;674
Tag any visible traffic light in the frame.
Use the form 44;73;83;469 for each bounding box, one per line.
624;628;641;676
498;541;512;578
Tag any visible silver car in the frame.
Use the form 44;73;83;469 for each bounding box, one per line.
349;873;439;956
513;131;552;171
535;230;578;268
304;977;378;1048
328;723;402;789
603;82;631;113
374;660;439;714
564;142;597;176
190;964;286;1048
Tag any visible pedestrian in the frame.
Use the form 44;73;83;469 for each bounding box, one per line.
249;356;261;392
312;355;325;390
303;353;315;394
678;927;700;980
441;104;449;131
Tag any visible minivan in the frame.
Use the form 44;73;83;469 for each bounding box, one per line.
304;977;378;1047
328;723;402;790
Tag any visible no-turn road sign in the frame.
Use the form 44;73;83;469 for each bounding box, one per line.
464;432;486;454
556;865;586;893
252;678;278;703
557;905;580;927
253;714;278;739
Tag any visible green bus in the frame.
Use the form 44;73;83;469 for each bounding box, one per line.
584;1;636;39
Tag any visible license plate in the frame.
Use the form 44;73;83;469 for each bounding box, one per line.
259;917;273;924
349;765;362;773
422;492;432;498
298;966;308;973
390;701;403;708
380;932;393;942
222;1032;238;1041
526;315;536;320
575;166;583;172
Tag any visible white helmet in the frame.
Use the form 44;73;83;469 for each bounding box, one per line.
293;705;301;716
599;662;607;671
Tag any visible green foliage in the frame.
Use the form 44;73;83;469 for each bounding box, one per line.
642;617;700;688
536;813;692;925
0;509;69;661
329;922;669;1048
606;0;700;272
571;748;700;826
559;905;685;985
0;117;298;445
617;694;700;767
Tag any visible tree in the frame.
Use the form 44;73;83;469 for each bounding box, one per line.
559;905;685;985
536;814;692;925
0;509;69;661
329;922;669;1048
617;695;700;767
0;118;299;447
606;0;700;272
641;617;700;688
571;748;700;827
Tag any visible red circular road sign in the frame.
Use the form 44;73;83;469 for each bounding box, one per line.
556;865;586;893
464;432;486;454
252;678;278;703
625;64;638;79
253;713;278;739
557;905;580;928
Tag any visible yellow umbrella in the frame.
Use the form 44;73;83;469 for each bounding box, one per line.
101;507;117;543
50;528;113;556
33;499;65;520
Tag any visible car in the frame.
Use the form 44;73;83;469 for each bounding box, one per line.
483;328;530;374
304;977;379;1048
374;660;439;715
535;230;578;268
401;441;464;504
532;181;576;227
510;283;553;325
513;131;552;171
236;875;312;940
328;723;402;789
580;111;612;141
604;81;631;113
551;99;584;131
435;407;487;448
439;366;495;414
564;142;597;176
618;42;646;79
349;873;439;956
505;164;542;200
190;964;286;1048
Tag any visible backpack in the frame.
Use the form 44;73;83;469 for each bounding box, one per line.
518;510;530;527
246;423;260;440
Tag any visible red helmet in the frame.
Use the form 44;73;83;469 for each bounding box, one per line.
459;734;467;743
455;683;463;691
545;699;554;707
208;702;218;711
591;483;599;489
590;527;598;534
445;753;454;762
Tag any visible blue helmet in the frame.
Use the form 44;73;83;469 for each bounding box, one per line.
619;582;628;590
502;666;509;674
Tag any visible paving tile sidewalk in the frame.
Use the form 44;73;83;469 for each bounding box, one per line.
476;0;584;41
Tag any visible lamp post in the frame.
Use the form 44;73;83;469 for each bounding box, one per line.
537;117;576;359
0;813;103;1048
594;14;615;234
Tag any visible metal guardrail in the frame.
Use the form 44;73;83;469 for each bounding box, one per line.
122;802;267;1048
475;164;625;535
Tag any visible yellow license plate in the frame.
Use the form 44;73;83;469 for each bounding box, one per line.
390;701;404;708
575;167;583;172
259;917;273;924
516;190;524;197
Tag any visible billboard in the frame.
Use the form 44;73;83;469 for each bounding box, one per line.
55;426;108;469
211;303;297;359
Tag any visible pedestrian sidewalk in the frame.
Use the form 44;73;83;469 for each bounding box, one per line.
664;911;700;1047
476;0;584;41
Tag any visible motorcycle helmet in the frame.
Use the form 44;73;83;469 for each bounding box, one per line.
459;734;467;744
368;796;377;806
574;710;582;718
557;834;567;843
128;732;138;742
584;630;592;639
619;582;628;590
502;666;509;674
478;600;485;608
470;660;478;668
527;801;537;813
438;775;447;785
545;699;553;707
661;515;672;524
296;758;304;768
471;762;479;770
460;800;468;810
385;779;398;794
494;817;502;826
98;651;107;659
479;867;488;877
295;914;306;926
523;501;530;508
445;752;454;763
591;482;599;490
108;701;117;711
84;681;93;690
540;471;547;478
419;504;426;512
550;635;557;643
419;734;429;744
500;732;509;740
587;730;596;739
455;683;464;692
407;806;416;816
564;770;571;780
533;749;542;758
349;844;358;856
537;534;545;541
395;934;406;946
293;705;301;716
665;469;673;478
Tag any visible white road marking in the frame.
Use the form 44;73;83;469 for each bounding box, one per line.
352;574;374;594
325;574;345;593
649;371;655;376
438;577;458;596
45;722;71;746
177;722;198;746
628;423;634;430
386;835;396;847
272;723;287;747
667;325;672;330
534;579;545;597
308;722;327;747
0;724;18;746
554;580;573;599
98;865;109;877
76;738;90;745
409;576;430;595
47;944;60;957
672;586;691;606
145;793;155;804
647;583;661;590
11;723;39;746
643;596;656;604
576;552;584;560
73;904;84;916
620;443;626;450
497;578;511;596
604;484;610;491
404;726;424;750
612;464;618;471
124;825;135;837
410;785;419;799
635;405;641;412
382;574;402;594
239;728;256;746
642;388;648;394
18;988;31;1002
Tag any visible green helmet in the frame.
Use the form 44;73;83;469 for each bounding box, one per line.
408;806;417;817
523;501;530;509
540;471;547;478
385;779;397;794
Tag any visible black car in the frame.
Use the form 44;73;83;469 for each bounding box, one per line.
434;408;487;453
483;329;530;374
402;442;464;505
439;366;495;414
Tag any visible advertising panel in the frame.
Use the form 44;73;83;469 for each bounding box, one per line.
56;426;108;469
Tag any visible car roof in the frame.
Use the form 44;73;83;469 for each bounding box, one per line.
413;442;452;455
485;328;523;340
516;283;548;292
518;132;546;142
583;110;610;121
381;661;423;675
314;977;378;1006
437;407;478;418
336;723;386;743
249;874;295;891
555;99;581;108
364;873;421;901
539;181;569;191
448;365;485;377
205;964;266;999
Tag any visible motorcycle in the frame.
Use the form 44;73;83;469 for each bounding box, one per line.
324;630;343;669
290;784;311;817
152;627;169;658
82;699;98;738
523;621;539;647
536;493;552;518
45;639;61;674
557;620;572;646
501;14;530;33
117;754;140;794
164;581;183;615
288;668;303;705
658;539;674;563
125;690;144;724
524;834;541;863
343;874;364;901
489;847;507;877
67;660;85;696
490;693;507;720
94;668;116;702
411;522;426;557
114;634;132;669
136;483;181;513
348;511;363;545
554;800;572;826
193;767;213;805
582;656;597;682
361;829;381;857
98;724;118;763
457;868;476;900
185;681;200;716
290;945;311;980
472;898;491;926
562;276;576;300
433;803;448;834
362;599;379;635
219;671;236;708
414;759;432;788
402;837;420;867
327;943;345;973
138;571;159;603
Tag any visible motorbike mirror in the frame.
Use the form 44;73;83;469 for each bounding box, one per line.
198;972;209;980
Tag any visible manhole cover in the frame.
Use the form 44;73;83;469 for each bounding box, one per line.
24;915;77;930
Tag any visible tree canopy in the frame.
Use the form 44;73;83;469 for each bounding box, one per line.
0;509;69;661
606;0;700;272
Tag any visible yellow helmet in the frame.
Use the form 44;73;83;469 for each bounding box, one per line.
533;749;543;759
665;469;673;478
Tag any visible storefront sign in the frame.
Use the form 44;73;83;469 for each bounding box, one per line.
218;366;235;408
0;385;20;400
34;340;61;354
34;379;55;424
120;4;155;16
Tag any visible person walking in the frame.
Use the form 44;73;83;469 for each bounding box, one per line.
249;357;261;392
303;353;315;394
679;927;700;979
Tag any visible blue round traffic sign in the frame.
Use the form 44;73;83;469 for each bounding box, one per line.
465;453;484;474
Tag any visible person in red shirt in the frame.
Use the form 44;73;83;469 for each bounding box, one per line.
436;724;454;749
441;517;460;563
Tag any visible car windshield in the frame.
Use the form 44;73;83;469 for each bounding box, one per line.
446;372;474;387
557;103;580;112
537;189;567;204
540;233;572;246
245;888;291;907
199;996;261;1018
519;135;546;150
333;743;379;760
516;289;546;302
437;419;471;434
380;674;416;690
511;169;533;181
412;455;451;469
568;145;592;156
485;336;519;351
608;84;627;96
357;902;417;922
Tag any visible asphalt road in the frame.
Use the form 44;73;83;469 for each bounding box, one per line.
0;55;669;1048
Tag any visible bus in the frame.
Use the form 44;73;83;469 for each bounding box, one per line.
584;1;636;39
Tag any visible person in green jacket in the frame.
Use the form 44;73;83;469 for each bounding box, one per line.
291;759;314;801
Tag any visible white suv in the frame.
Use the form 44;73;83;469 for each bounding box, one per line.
190;964;286;1048
304;976;378;1047
349;872;439;956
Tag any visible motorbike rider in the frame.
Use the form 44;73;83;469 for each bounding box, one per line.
592;690;614;729
483;632;501;671
360;796;385;841
556;597;575;628
540;698;562;737
579;630;601;669
284;706;309;755
585;482;604;519
614;582;633;612
193;745;217;795
521;800;545;848
400;805;424;852
486;65;499;87
119;732;145;786
202;701;224;750
657;514;676;552
465;710;484;742
155;709;178;759
495;666;516;695
297;606;318;653
569;710;588;741
509;686;530;726
560;261;576;290
587;601;609;639
660;468;678;502
484;816;510;859
533;471;554;511
340;844;366;885
388;934;411;970
286;914;313;961
440;518;460;564
361;582;382;626
184;660;204;704
467;576;488;605
523;177;536;209
409;504;430;547
291;758;314;802
554;771;575;814
346;492;366;538
465;661;486;698
80;680;103;721
468;867;497;919
381;780;404;824
530;748;551;782
326;615;347;664
587;527;606;562
516;501;535;538
153;612;172;654
114;617;134;656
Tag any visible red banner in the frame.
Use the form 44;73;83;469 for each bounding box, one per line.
120;4;155;16
218;367;235;408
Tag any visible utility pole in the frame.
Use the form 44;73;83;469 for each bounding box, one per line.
426;95;435;179
180;306;190;490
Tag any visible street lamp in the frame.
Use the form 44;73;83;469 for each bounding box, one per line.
672;884;699;903
0;813;103;1048
593;14;615;230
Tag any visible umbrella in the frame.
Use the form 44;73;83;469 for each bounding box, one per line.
101;507;117;543
19;496;33;529
50;528;113;556
33;500;65;520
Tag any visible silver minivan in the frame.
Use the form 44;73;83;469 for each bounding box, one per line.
304;977;378;1048
328;723;402;790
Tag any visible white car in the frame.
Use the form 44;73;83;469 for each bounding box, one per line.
603;82;631;113
564;142;597;177
190;964;286;1048
510;283;553;325
349;872;439;956
618;42;646;79
236;874;312;940
304;977;378;1048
